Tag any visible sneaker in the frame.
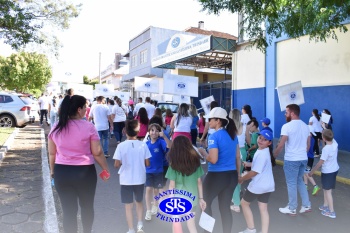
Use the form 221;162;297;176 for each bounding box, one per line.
319;205;329;211
239;228;256;233
151;204;158;215
104;154;110;158
145;210;152;221
230;205;241;213
137;225;144;233
321;209;336;218
299;206;312;213
314;154;320;158
279;206;296;216
312;185;321;196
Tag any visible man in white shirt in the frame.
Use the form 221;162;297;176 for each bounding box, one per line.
274;104;311;216
133;97;145;117
143;97;155;119
89;96;113;157
38;93;50;126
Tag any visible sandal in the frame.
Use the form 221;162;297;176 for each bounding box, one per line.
230;205;240;213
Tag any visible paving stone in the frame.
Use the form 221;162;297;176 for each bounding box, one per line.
0;205;15;216
30;211;44;222
22;190;41;199
14;221;43;233
16;203;42;215
0;222;13;232
1;212;28;224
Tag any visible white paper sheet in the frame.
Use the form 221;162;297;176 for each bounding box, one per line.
321;113;331;124
199;211;215;232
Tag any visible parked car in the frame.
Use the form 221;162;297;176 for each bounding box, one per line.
0;92;31;127
156;102;179;115
21;97;39;122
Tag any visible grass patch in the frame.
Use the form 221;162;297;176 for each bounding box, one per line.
0;128;15;147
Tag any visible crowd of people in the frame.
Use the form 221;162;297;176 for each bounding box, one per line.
46;91;338;233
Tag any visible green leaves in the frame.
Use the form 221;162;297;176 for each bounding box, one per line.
0;0;81;54
198;0;350;52
0;52;52;93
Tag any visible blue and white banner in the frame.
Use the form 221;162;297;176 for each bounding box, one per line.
116;91;130;102
134;77;160;93
94;84;115;97
173;95;191;104
199;95;215;115
163;73;198;97
276;81;305;111
67;83;94;100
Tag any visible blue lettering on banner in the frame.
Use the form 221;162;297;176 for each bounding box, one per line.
145;83;151;87
159;197;192;215
289;91;296;100
103;88;108;92
177;83;186;89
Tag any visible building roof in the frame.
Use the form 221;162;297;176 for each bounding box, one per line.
184;27;238;40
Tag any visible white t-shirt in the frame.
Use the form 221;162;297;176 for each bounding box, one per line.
133;102;145;116
144;103;155;119
237;130;246;148
309;116;323;132
241;114;250;127
111;105;126;122
174;116;192;132
38;96;50;110
281;119;309;161
248;148;275;194
321;139;339;173
89;104;110;131
113;140;152;185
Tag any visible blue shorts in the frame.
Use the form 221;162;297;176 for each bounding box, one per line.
145;173;164;189
121;184;144;204
321;171;338;190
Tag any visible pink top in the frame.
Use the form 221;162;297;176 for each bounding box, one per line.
165;116;172;126
49;120;100;165
198;118;205;133
135;116;148;137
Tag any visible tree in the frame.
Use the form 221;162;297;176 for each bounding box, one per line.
83;75;99;89
197;0;350;51
0;0;81;55
0;52;52;93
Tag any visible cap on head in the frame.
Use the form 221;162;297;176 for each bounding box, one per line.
128;100;134;105
258;130;273;141
260;117;270;125
205;107;227;120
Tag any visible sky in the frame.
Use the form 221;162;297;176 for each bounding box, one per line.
0;0;238;83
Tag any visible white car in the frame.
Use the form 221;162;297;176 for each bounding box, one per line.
0;92;31;127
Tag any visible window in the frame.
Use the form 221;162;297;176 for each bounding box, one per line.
0;95;13;103
140;49;148;64
131;55;137;67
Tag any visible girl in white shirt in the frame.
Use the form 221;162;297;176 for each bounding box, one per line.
170;103;192;141
309;109;323;157
238;130;276;233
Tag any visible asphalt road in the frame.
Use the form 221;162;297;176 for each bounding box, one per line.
85;138;350;233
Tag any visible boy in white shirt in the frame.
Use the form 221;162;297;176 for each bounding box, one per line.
114;120;151;233
309;129;339;219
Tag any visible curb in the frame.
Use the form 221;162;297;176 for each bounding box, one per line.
276;160;350;186
0;128;19;162
40;129;59;233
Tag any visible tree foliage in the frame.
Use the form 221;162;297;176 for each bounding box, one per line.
83;75;99;89
198;0;350;51
0;0;81;55
0;52;52;93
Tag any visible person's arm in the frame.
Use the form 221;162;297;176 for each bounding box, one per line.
306;135;311;152
108;114;114;131
170;115;176;129
159;130;172;148
235;144;241;176
200;122;209;142
198;147;218;164
114;159;121;168
273;135;288;158
145;158;150;167
48;139;56;178
308;159;324;177
90;140;109;173
197;178;206;211
238;170;258;184
245;124;252;145
48;103;51;118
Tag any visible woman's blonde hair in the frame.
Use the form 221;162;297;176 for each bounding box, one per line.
229;108;242;132
189;104;198;117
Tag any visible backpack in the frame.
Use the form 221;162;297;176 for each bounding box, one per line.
127;106;134;120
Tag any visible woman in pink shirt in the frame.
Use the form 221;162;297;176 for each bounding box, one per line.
48;95;109;233
135;107;149;140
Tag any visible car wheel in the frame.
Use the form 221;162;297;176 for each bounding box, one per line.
0;114;15;127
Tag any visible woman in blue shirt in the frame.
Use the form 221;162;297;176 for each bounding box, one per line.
189;104;199;146
198;107;240;233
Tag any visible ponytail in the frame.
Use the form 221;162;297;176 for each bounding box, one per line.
219;117;237;140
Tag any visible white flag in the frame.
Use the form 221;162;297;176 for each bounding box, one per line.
199;96;215;115
94;84;116;97
163;73;198;97
276;81;305;111
134;77;160;93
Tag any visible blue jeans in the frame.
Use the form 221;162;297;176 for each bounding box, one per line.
113;122;125;143
283;160;311;210
98;130;109;155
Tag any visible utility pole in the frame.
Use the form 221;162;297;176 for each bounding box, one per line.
99;52;101;84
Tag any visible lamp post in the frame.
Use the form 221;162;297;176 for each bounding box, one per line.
99;52;101;84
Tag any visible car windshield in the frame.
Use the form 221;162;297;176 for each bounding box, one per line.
157;103;178;113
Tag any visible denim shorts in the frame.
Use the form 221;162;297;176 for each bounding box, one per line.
321;171;338;190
